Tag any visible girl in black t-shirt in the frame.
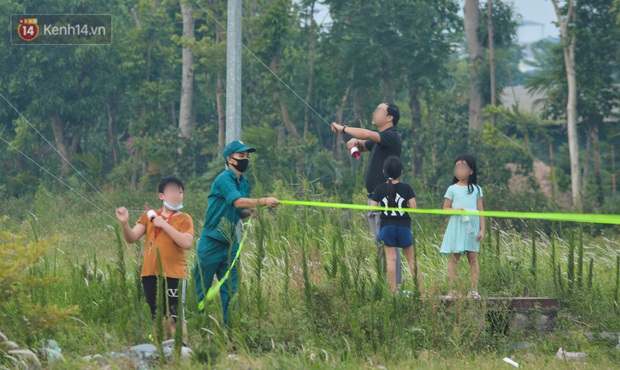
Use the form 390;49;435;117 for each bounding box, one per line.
370;156;424;293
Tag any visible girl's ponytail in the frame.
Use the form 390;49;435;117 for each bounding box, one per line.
387;177;395;204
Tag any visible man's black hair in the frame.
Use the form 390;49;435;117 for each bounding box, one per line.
158;176;184;193
385;102;400;125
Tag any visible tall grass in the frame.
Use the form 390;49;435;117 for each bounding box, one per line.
2;183;620;367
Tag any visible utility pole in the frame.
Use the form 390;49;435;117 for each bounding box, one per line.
225;0;242;144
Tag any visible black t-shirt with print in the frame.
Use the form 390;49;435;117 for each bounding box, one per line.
363;127;402;194
371;182;416;227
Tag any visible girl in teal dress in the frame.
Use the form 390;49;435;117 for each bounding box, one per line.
440;155;485;299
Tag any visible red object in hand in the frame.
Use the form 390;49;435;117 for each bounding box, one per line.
350;146;361;159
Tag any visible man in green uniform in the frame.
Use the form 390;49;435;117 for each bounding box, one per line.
195;140;279;325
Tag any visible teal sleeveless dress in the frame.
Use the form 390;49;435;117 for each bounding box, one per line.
440;184;483;255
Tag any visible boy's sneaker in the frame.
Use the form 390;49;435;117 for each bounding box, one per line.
467;291;481;299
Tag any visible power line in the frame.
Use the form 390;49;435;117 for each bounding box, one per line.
0;91;117;211
0;134;116;221
191;0;332;128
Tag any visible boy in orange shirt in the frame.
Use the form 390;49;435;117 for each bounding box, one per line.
115;176;194;338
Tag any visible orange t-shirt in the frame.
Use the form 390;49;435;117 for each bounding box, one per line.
137;211;194;279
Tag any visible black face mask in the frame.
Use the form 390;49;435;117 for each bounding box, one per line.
231;158;249;173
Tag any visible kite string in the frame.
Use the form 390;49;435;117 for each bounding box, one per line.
0;91;117;211
190;0;333;128
0;134;116;221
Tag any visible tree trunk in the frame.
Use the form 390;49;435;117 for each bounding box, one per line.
464;0;484;133
381;62;395;102
133;3;153;131
278;91;301;139
350;89;365;175
566;38;580;208
409;83;423;178
83;126;89;154
179;0;195;137
549;141;556;201
271;55;301;139
130;7;141;28
335;86;350;158
582;126;591;193
591;125;603;205
50;110;70;175
552;0;581;208
303;0;317;140
145;39;153;84
277;126;286;145
353;89;364;125
270;53;301;139
70;129;80;158
168;101;176;127
424;84;438;190
106;100;120;167
487;0;496;107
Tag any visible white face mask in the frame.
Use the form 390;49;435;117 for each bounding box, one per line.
163;199;184;211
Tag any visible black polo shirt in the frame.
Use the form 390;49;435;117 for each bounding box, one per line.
363;126;402;195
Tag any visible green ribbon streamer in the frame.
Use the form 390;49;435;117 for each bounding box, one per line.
279;199;620;225
198;199;618;309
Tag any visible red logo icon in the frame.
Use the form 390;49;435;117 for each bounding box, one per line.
17;18;39;41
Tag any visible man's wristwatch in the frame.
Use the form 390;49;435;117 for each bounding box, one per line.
342;125;348;134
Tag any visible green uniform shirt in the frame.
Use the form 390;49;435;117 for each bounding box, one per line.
199;167;250;245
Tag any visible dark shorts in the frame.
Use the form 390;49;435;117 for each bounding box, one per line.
377;225;413;248
142;276;182;321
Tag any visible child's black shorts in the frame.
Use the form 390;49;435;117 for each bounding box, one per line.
141;275;183;321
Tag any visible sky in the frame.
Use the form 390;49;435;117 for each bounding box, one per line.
513;0;560;44
314;0;560;45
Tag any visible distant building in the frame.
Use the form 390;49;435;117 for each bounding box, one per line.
501;85;619;124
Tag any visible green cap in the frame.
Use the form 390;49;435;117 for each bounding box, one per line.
223;140;256;158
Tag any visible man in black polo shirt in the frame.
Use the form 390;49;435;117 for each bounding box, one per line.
331;102;404;285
